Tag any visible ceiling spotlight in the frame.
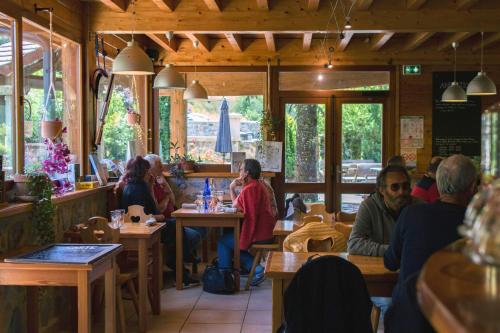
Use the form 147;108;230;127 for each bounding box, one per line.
324;62;333;69
317;74;324;81
324;46;334;69
344;17;352;30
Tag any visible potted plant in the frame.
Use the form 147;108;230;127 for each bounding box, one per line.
127;110;141;125
27;171;56;245
42;127;73;195
180;154;196;173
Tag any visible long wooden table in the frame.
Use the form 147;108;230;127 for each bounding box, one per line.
171;208;244;290
0;244;122;333
417;244;500;333
265;251;398;332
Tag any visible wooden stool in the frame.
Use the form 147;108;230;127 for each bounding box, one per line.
245;243;280;291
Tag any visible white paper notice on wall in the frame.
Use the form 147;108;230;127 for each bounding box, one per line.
256;141;282;172
400;116;424;149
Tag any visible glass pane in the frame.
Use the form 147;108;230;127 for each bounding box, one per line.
0;13;16;177
280;71;390;91
285;192;325;218
23;19;81;172
341;103;382;183
186;96;263;163
285;103;325;183
159;96;171;162
341;193;367;213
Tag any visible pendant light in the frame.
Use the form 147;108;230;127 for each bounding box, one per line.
442;42;467;103
153;32;185;89
112;0;154;75
183;40;208;100
467;32;497;96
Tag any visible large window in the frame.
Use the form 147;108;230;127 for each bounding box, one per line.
186;95;263;163
0;13;16;177
22;19;81;172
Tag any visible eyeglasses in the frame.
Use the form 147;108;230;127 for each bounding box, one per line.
388;182;410;192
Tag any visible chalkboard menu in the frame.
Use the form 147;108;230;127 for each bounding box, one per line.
432;72;481;160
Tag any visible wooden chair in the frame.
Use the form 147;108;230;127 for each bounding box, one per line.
308;203;333;223
334;211;357;224
124;205;153;223
283;222;347;253
301;215;323;224
244;242;280;291
333;222;354;242
80;217;139;333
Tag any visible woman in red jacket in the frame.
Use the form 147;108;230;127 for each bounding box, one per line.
217;159;277;286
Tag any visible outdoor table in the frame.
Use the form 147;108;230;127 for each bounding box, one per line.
265;251;398;332
0;243;122;333
171;208;244;290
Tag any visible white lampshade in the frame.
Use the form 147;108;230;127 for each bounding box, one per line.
112;41;154;75
442;82;467;102
153;64;185;89
466;71;497;96
183;80;208;100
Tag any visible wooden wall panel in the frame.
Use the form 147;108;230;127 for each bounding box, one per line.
399;64;500;172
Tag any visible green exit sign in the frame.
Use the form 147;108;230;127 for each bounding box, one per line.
403;64;422;75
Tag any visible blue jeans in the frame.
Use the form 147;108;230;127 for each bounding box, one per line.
217;232;255;271
371;296;392;320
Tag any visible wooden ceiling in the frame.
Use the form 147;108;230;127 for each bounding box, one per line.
86;0;500;66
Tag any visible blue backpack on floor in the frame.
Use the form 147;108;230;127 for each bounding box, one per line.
202;259;237;294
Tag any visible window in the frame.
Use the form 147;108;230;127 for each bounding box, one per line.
279;71;390;91
186;95;263;163
285;103;325;183
0;13;16;177
99;75;146;162
158;96;171;162
341;193;367;213
22;19;81;172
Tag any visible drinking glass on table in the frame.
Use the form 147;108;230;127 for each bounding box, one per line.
214;191;224;211
195;194;204;212
110;209;125;229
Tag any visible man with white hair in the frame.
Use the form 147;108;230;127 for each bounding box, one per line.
383;154;478;333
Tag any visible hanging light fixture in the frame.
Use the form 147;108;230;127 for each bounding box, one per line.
467;32;497;96
442;42;467;103
184;40;208;100
344;17;352;30
153;32;185;89
112;0;154;75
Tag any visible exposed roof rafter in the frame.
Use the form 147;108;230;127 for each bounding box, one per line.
146;33;178;52
303;32;313;51
256;0;269;10
264;32;276;52
203;0;222;11
151;0;176;11
403;32;435;51
456;0;480;10
225;33;243;51
336;31;354;51
472;32;500;51
437;32;474;51
370;32;394;50
98;0;129;12
356;0;374;10
407;0;427;10
186;33;211;52
307;0;320;11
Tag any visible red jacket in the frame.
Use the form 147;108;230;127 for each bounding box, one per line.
237;179;277;250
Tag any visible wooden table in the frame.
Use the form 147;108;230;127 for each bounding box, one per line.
273;220;300;249
265;251;398;332
0;244;122;333
417;245;500;333
172;208;244;290
118;223;165;333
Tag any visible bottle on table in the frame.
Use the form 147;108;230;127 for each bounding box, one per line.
203;178;211;212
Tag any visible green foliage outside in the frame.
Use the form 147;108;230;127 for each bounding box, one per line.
101;86;135;161
159;96;171;162
28;172;56;245
231;96;264;122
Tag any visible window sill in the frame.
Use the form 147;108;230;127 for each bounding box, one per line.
163;171;276;178
0;184;115;219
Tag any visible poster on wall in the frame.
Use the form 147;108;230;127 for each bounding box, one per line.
400;116;424;148
401;148;417;168
432;72;481;161
256;141;282;172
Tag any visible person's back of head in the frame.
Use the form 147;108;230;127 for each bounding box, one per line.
387;155;406;167
436;154;477;203
427;156;443;178
244;158;261;180
126;156;151;182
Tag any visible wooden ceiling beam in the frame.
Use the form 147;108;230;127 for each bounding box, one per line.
407;0;427;10
146;33;178;52
98;0;129;12
403;32;435;51
151;0;176;11
437;32;475;51
89;2;500;33
370;32;394;50
203;0;222;11
336;31;354;52
307;0;320;11
356;0;374;10
186;33;211;52
256;0;269;10
264;32;276;52
472;32;500;51
303;32;313;51
456;0;480;10
225;33;243;51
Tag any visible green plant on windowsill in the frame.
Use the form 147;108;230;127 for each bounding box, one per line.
27;172;56;245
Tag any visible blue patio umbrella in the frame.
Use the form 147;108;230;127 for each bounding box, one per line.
215;98;233;159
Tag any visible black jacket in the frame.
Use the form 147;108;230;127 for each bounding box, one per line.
121;179;158;215
280;255;373;333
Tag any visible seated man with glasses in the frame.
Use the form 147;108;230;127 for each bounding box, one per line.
348;165;421;318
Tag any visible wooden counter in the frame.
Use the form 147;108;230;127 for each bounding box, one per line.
417;244;500;333
0;184;115;219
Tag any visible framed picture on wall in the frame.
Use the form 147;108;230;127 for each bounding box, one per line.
89;154;108;186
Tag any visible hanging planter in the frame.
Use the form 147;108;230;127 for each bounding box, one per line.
41;119;63;139
127;112;141;125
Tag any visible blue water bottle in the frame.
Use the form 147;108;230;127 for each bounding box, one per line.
203;178;211;212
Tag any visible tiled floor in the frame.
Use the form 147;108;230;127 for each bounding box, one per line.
122;277;273;333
